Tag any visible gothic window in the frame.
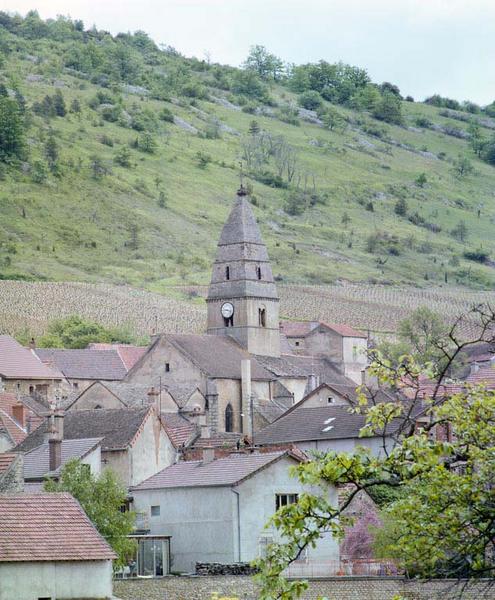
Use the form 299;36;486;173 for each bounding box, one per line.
165;362;170;372
225;403;234;432
258;307;266;327
256;265;262;280
225;266;230;280
223;314;234;327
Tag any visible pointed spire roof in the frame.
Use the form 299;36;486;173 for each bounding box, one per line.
218;192;264;247
207;189;278;301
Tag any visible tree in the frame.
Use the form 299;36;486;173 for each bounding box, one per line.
37;315;135;348
415;173;427;187
90;155;110;179
451;219;468;242
0;95;26;162
44;134;59;172
248;120;260;135
452;155;474;178
468;121;485;157
52;90;66;117
45;460;136;567
243;45;284;81
397;307;447;363
481;136;495;166
70;98;81;114
341;212;351;227
255;304;495;598
114;145;132;168
394;197;408;216
372;92;403;125
137;132;157;154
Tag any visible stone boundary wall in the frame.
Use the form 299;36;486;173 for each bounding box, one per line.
196;562;258;576
114;576;495;600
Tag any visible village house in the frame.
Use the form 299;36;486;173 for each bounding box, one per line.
14;405;176;487
131;449;339;574
254;400;399;456
0;392;46;452
0;493;116;600
34;343;146;394
0;335;63;402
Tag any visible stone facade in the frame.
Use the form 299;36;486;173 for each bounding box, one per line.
0;454;23;493
206;190;280;358
114;576;495;600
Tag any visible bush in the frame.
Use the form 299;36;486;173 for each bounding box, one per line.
463;249;489;263
253;171;287;188
159;107;174;122
394;197;408;216
415;116;433;128
114;145;132;167
298;90;323;111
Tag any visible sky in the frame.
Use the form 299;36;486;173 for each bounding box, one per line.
5;0;495;105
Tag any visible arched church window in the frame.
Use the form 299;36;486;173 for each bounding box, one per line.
225;403;234;432
225;266;230;280
258;307;266;327
256;266;262;280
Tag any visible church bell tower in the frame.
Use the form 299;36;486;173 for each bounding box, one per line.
206;186;280;357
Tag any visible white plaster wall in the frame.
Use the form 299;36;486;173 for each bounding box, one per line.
237;456;339;562
0;560;113;600
278;377;307;404
83;445;102;476
129;413;175;486
342;337;368;385
300;388;351;408
70;383;126;410
103;449;130;487
132;486;235;572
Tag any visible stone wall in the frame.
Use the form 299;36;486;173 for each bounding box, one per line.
195;563;258;576
0;454;23;493
114;576;495;600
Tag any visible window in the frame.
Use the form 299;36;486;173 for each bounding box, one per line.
327;397;334;404
225;266;230;280
223;315;234;327
94;404;102;409
258;307;266;327
275;493;298;511
225;403;234;432
151;505;161;517
73;382;79;389
256;265;262;280
295;341;300;347
165;363;170;372
29;385;34;394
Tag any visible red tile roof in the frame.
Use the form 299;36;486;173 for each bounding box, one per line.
0;393;46;445
88;343;147;371
160;413;197;448
466;365;495;388
0;493;116;562
0;335;61;380
0;452;17;476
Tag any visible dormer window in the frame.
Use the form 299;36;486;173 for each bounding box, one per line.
327;397;334;404
258;307;266;327
256;266;262;280
225;266;230;280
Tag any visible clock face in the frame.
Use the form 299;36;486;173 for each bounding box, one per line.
221;302;234;319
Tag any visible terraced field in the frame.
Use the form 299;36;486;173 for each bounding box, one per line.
1;281;491;341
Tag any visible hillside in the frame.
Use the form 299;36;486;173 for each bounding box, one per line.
0;12;495;294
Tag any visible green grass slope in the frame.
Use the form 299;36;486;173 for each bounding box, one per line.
0;15;494;292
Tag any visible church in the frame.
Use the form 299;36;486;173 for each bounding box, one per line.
71;186;368;437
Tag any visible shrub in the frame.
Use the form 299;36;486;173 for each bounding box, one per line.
463;249;489;263
298;90;323;111
372;92;403;125
394;197;408;216
159;107;174;122
114;146;132;167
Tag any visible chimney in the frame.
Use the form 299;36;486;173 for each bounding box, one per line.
201;423;215;464
48;409;64;472
12;403;26;428
241;359;253;438
147;386;160;412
